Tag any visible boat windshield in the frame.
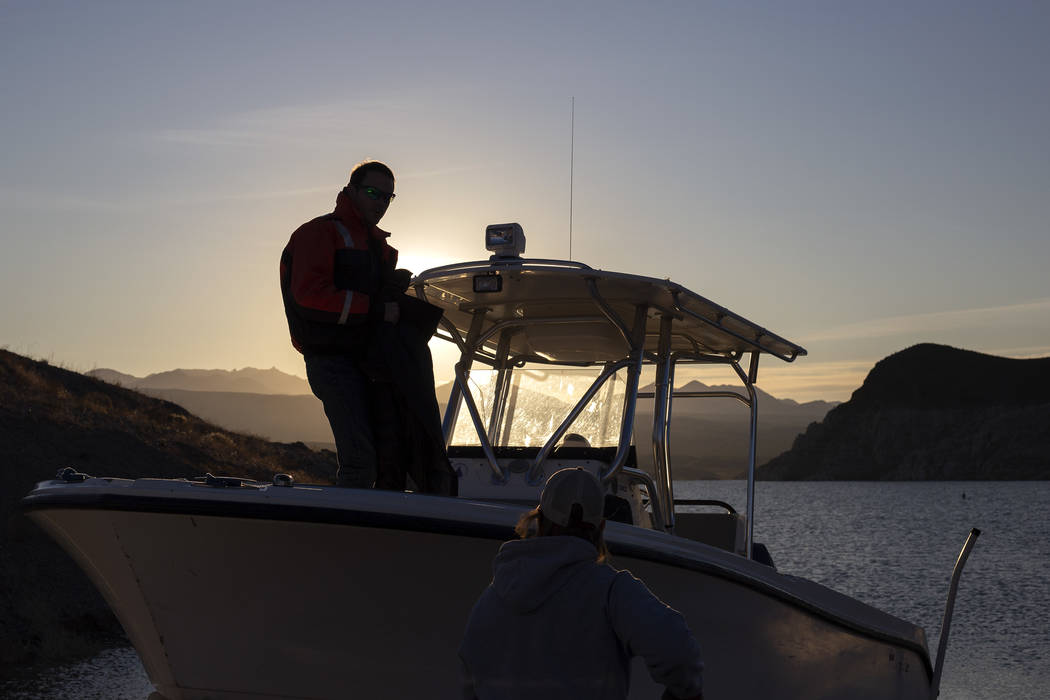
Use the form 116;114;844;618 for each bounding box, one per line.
451;366;627;449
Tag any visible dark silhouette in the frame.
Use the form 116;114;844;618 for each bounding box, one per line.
761;344;1050;480
280;160;455;494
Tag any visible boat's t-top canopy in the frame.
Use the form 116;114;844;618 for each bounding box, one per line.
411;224;807;555
414;226;805;367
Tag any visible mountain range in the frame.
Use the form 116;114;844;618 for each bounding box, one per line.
96;344;1048;481
86;368;837;478
633;381;835;478
760;343;1050;480
88;367;313;395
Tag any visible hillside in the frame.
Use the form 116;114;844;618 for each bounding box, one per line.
759;344;1050;480
0;350;339;672
88;366;312;395
140;388;335;444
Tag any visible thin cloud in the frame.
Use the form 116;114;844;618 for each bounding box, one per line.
151;100;405;149
0;184;333;212
169;185;332;204
757;359;874;402
0;187;129;213
670;358;874;403
806;299;1050;343
982;344;1050;359
154;128;264;148
399;164;488;180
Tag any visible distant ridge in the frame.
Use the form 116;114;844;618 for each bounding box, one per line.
760;344;1050;480
141;388;334;444
88;366;312;395
632;379;837;478
86;369;837;479
848;344;1050;408
640;379;838;417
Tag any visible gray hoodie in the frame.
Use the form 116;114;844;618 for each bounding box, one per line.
460;535;703;699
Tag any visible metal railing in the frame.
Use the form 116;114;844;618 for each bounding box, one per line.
424;257;797;558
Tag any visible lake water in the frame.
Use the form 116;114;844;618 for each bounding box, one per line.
690;480;1050;700
3;481;1047;699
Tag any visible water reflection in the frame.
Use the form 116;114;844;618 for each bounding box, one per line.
0;646;152;700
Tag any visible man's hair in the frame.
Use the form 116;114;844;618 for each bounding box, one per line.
348;160;395;186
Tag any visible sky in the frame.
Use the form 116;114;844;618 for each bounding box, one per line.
2;1;1048;403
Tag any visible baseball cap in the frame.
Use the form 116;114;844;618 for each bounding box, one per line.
540;468;605;529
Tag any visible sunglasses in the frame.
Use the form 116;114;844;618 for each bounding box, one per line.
358;185;396;203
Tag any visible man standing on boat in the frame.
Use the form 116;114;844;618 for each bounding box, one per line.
279;160;456;495
460;468;704;699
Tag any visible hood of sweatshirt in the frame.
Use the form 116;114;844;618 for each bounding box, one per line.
491;536;600;614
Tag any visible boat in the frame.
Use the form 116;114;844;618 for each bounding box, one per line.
22;223;979;700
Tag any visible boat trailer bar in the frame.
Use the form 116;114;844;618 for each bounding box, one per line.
586;277;635;349
606;304;648;484
739;353;760;560
485;330;515;447
931;528;981;699
638;389;752;406
652;314;675;533
441;310;489;446
453;362;504;482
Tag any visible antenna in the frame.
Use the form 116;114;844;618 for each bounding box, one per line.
569;96;575;260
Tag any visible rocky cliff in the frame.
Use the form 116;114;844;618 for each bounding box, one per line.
759;344;1050;480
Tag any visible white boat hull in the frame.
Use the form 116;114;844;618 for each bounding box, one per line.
25;480;932;700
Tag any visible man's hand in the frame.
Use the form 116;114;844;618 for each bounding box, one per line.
383;301;400;324
390;268;413;292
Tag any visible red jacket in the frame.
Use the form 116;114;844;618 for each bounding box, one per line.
280;188;398;354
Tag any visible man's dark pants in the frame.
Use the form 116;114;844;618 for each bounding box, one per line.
304;353;376;488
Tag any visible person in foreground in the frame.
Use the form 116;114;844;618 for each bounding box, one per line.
279;160;455;494
459;467;704;700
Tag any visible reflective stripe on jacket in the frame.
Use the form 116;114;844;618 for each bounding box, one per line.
280;187;398;354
